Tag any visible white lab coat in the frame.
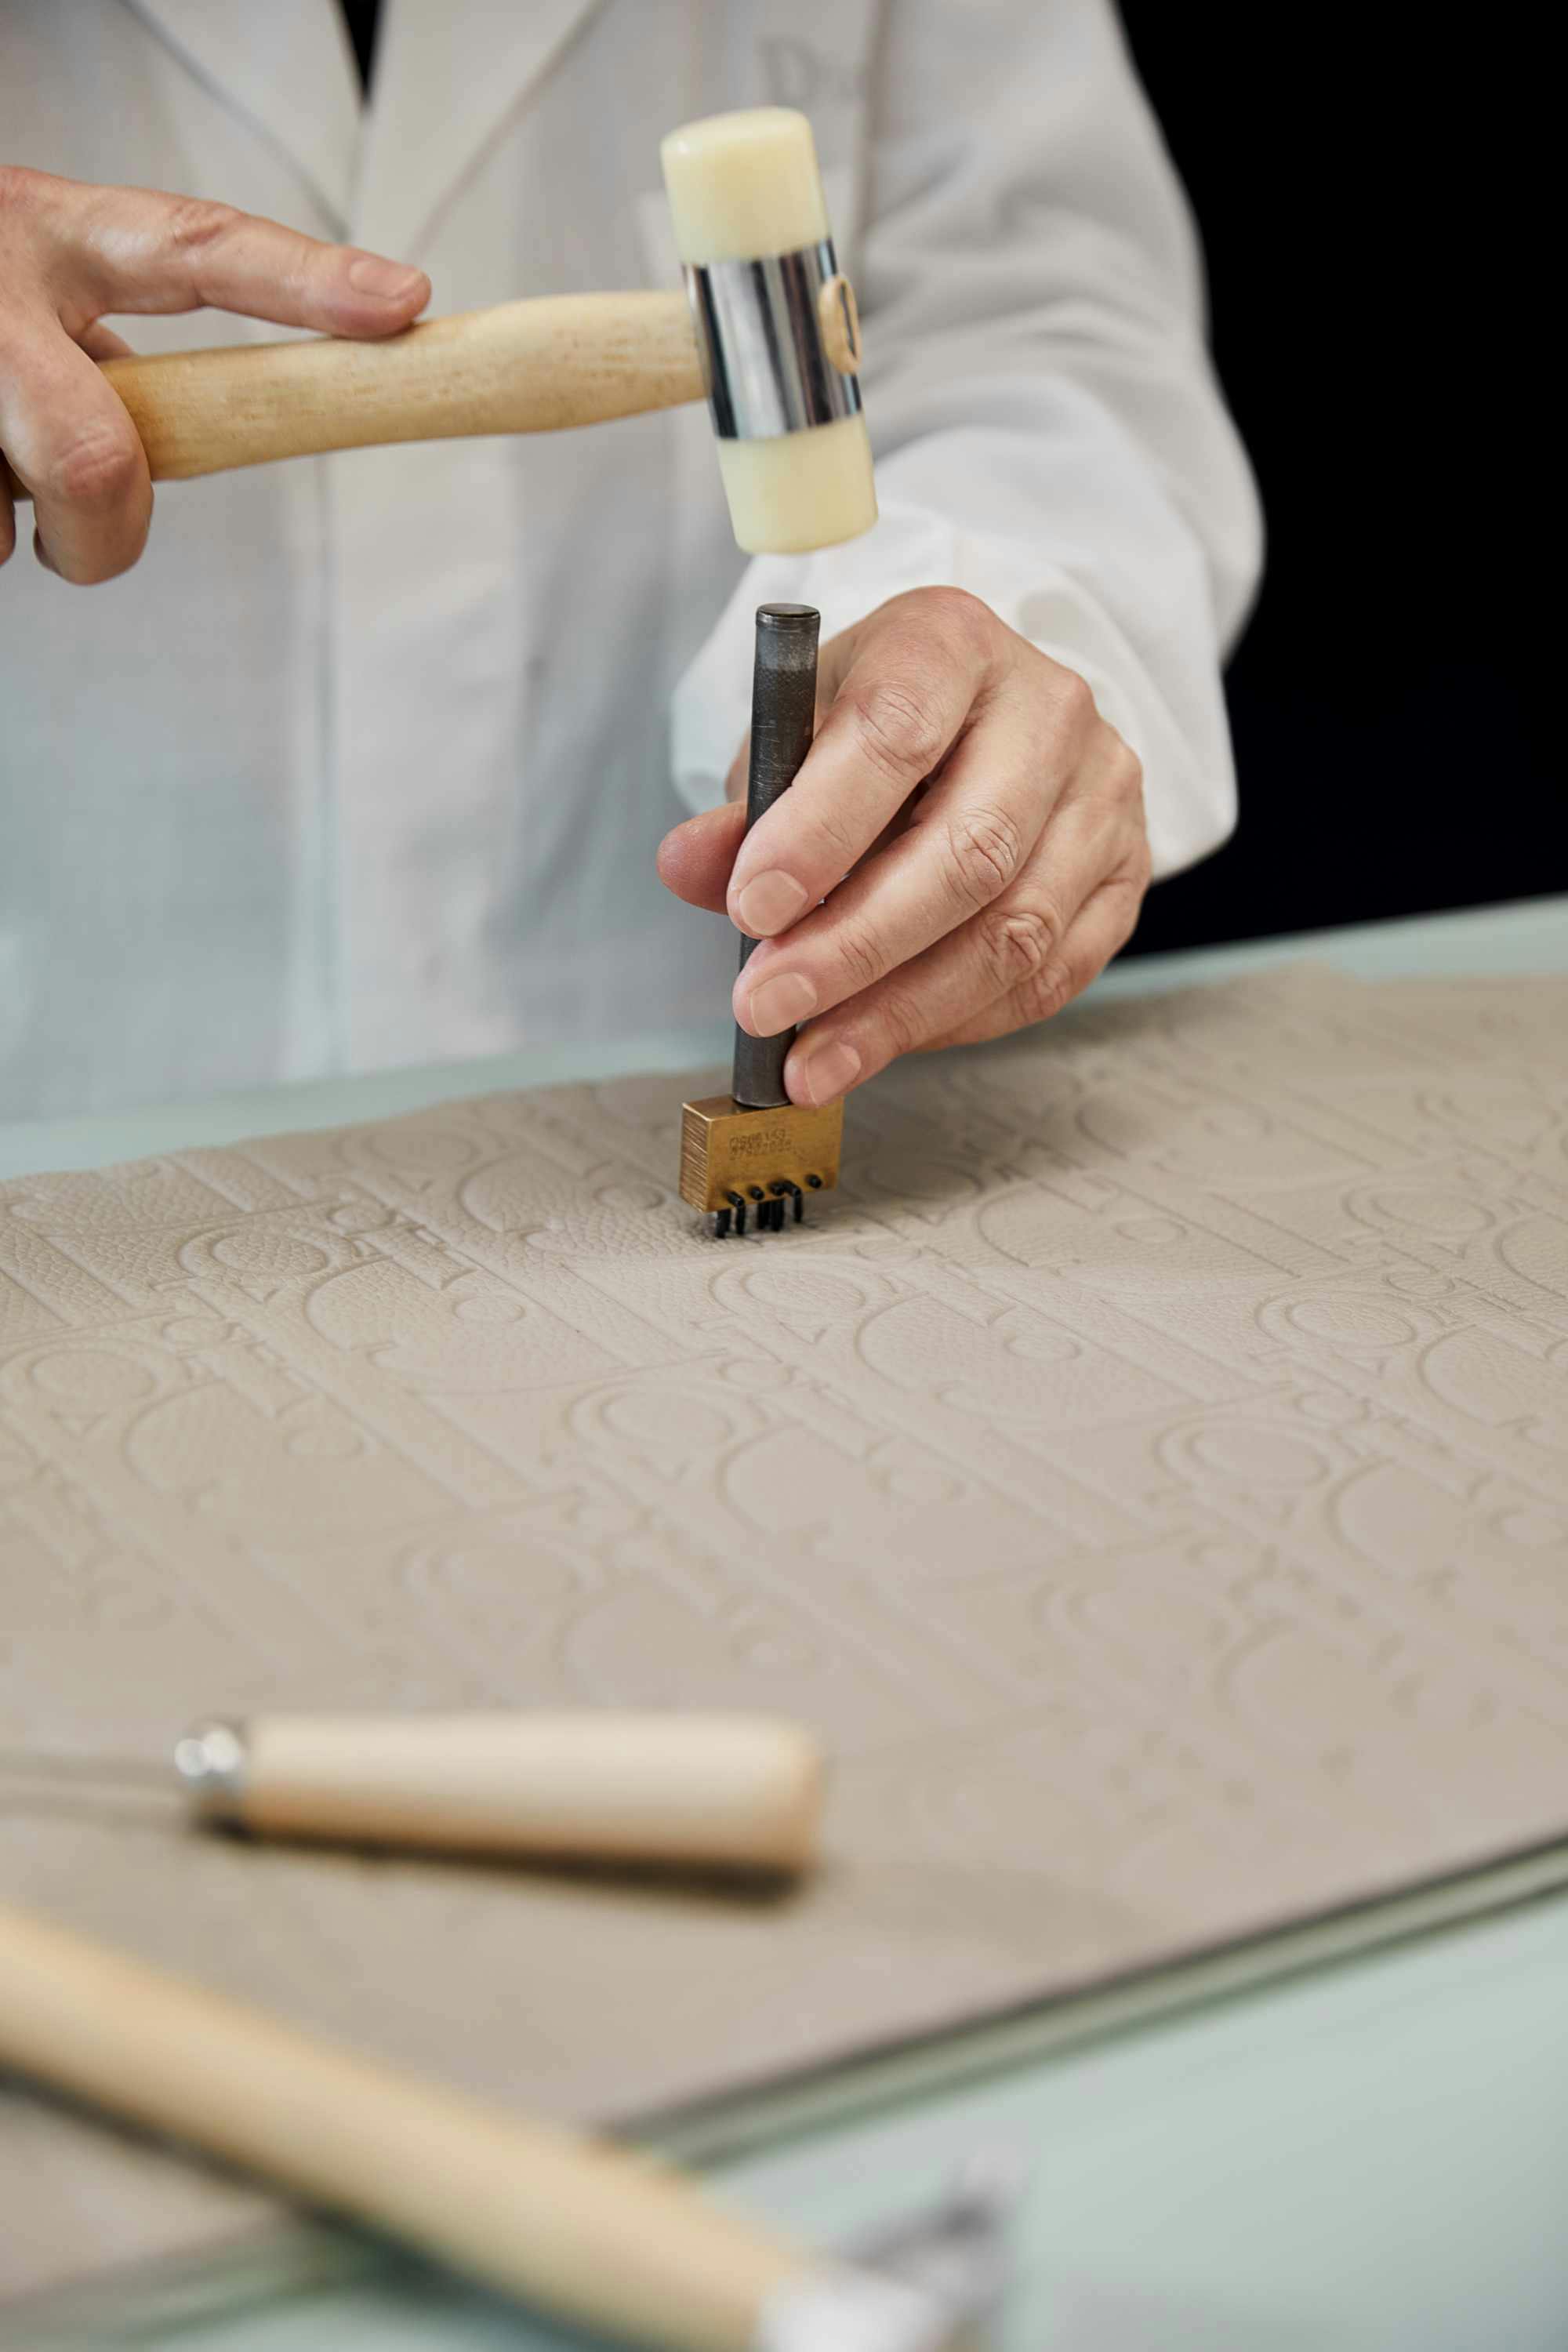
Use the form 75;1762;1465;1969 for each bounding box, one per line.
0;0;1261;1120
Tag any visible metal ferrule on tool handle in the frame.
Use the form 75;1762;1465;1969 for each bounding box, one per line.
755;2266;959;2350
756;2162;1012;2350
173;1717;249;1822
685;241;863;441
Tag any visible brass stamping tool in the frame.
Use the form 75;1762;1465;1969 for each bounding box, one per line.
679;603;843;1237
679;1094;844;1235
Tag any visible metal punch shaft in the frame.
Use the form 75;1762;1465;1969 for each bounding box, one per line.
732;604;819;1112
679;604;842;1239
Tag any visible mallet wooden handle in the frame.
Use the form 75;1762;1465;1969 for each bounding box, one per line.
0;1902;798;2351
74;292;704;483
183;1710;826;1873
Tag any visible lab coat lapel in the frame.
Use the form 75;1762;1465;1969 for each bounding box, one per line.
356;0;611;261
122;0;361;231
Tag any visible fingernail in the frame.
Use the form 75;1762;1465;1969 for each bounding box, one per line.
793;1041;861;1105
746;971;817;1036
348;255;426;300
735;871;808;936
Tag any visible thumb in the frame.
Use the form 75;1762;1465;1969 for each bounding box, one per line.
656;800;746;913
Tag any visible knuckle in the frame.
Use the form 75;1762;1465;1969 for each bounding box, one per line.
1112;900;1144;960
1057;670;1096;731
874;982;928;1062
62;554;136;586
162;196;241;259
44;425;143;510
830;916;887;996
49;528;142;585
1109;869;1149;944
0;163;46;219
1021;953;1079;1027
804;800;862;881
847;677;948;785
942;803;1026;909
1109;735;1144;804
978;902;1057;997
913;583;993;652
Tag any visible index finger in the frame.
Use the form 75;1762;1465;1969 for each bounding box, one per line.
724;591;999;940
53;177;430;340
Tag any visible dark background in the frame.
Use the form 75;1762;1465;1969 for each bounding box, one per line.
1116;10;1563;955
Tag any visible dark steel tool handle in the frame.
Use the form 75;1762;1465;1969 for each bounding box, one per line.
732;604;820;1109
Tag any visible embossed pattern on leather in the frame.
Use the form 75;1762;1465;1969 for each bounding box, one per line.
3;963;1567;2305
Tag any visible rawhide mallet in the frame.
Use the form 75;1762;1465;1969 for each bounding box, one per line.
8;107;876;557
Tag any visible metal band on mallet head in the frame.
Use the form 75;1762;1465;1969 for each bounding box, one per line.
688;245;862;443
661;108;878;554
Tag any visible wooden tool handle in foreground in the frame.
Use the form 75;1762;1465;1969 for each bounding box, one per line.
183;1710;826;1873
0;1903;797;2352
88;291;703;481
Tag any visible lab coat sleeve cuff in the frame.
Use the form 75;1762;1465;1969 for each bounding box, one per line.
669;498;1237;884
